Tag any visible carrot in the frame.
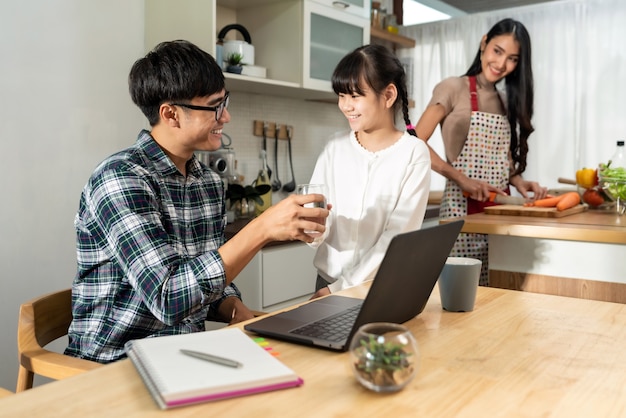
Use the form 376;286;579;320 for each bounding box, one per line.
556;191;581;211
529;195;563;207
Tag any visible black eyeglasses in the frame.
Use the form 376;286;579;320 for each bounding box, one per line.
170;92;230;121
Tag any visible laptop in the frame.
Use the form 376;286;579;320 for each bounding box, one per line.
244;220;464;351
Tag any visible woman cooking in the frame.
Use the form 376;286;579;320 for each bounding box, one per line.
414;18;548;285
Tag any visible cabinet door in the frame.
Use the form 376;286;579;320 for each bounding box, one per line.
261;244;316;308
303;1;370;91
308;0;370;19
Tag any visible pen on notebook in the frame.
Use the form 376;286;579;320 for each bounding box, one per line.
180;349;243;368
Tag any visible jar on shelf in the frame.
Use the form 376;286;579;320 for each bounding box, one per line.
371;2;382;29
386;14;399;34
380;7;388;30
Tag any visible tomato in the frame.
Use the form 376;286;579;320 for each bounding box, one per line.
582;188;604;207
576;168;598;189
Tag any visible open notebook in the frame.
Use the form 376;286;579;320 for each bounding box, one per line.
125;327;303;409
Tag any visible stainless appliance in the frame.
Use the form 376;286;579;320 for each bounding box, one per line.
196;149;236;181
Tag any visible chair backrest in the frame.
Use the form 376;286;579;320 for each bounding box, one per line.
0;387;13;398
16;288;101;392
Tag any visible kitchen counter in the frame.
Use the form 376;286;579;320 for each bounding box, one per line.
452;208;626;302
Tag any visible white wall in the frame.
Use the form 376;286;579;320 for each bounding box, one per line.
0;0;144;391
0;0;346;392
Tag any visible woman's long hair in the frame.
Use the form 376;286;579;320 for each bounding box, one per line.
465;18;534;176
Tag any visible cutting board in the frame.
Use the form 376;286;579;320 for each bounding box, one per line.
483;204;587;218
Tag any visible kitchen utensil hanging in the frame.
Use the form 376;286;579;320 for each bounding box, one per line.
282;126;296;193
262;122;271;180
271;124;282;192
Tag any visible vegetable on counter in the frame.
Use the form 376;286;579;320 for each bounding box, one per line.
599;161;626;201
575;167;598;189
556;192;581;211
524;191;581;211
582;188;605;207
527;196;563;207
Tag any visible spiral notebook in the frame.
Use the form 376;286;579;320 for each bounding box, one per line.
125;327;303;409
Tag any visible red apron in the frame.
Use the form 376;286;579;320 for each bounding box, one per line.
439;76;511;285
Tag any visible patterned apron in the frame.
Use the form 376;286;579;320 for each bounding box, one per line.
439;76;511;285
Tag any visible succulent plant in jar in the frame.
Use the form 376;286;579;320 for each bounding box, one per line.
349;322;419;392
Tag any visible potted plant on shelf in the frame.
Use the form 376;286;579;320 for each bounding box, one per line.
225;52;245;74
226;183;271;219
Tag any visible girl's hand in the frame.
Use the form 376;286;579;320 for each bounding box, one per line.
310;287;330;300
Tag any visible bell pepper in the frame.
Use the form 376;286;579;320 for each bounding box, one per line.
575;168;598;189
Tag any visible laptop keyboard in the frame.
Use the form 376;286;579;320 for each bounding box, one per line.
290;303;362;342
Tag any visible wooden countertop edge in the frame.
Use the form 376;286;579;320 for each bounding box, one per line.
443;217;626;244
462;222;624;244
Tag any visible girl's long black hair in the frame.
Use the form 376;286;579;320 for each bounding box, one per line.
331;44;416;137
465;18;534;176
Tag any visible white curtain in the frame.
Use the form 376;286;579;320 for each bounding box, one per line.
399;0;626;191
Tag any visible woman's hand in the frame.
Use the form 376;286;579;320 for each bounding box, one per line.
510;175;548;200
458;176;505;201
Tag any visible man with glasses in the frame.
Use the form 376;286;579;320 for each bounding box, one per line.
65;40;329;363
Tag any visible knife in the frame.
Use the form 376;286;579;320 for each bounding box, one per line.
463;191;527;205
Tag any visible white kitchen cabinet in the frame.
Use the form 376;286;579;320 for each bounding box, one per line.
144;0;368;101
308;0;370;19
302;1;370;91
234;242;317;312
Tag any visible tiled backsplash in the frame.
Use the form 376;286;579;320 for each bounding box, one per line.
222;91;346;203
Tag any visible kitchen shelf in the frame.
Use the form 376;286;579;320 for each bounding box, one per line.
224;73;337;102
370;27;416;48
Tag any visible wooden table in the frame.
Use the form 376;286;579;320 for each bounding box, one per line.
3;284;626;417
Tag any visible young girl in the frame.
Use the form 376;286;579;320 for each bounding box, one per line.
415;18;548;285
309;44;431;298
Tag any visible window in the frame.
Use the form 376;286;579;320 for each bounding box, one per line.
402;0;454;26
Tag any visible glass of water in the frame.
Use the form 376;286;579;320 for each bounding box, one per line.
296;184;328;248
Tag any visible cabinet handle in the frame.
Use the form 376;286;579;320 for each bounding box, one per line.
332;1;350;9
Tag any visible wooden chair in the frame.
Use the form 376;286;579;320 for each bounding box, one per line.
0;387;14;398
16;288;101;392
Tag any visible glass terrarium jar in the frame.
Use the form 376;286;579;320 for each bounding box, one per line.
349;322;419;392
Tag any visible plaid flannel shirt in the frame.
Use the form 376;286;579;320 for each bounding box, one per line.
65;130;240;363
